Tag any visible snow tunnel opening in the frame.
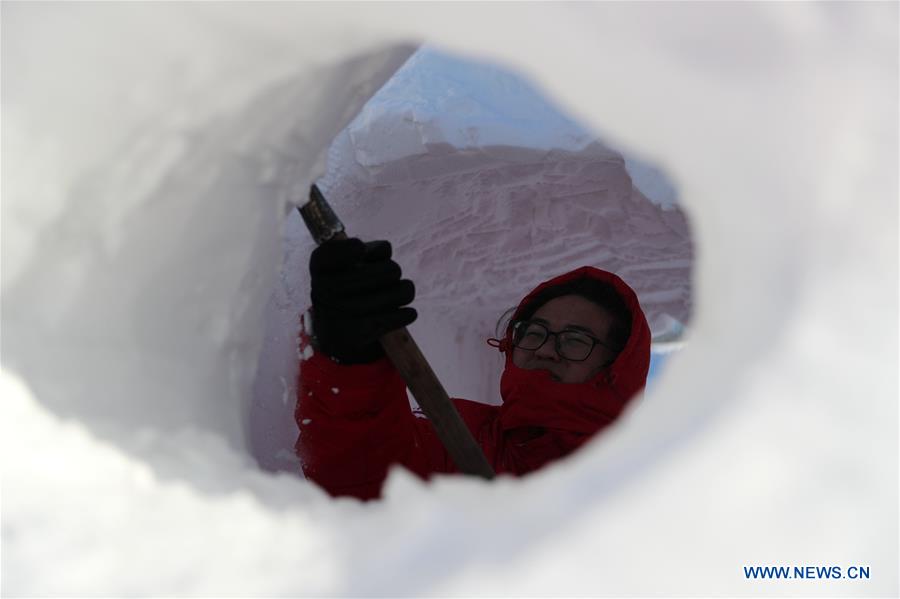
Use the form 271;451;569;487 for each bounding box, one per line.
250;45;696;487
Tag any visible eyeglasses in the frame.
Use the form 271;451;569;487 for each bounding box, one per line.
511;320;613;362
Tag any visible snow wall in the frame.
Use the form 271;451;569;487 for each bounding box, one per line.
2;3;897;596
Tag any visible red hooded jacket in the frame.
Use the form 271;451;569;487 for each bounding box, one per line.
295;266;651;500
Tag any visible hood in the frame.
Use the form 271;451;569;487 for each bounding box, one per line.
493;266;652;434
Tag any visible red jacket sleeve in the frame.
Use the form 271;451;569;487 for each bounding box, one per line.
293;312;506;499
294;348;427;499
294;351;505;499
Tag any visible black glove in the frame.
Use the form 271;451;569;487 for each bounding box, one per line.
309;237;417;364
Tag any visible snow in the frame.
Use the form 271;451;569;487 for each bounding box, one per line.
332;47;595;167
2;2;897;596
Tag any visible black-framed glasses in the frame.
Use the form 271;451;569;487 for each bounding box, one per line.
511;320;613;362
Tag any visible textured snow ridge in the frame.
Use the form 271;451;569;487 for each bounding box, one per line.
321;46;681;211
2;2;897;596
316;44;693;339
323;140;692;331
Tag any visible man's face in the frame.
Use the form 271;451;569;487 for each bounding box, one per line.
511;294;618;384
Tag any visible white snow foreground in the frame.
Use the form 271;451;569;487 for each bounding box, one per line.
1;371;337;595
2;3;897;596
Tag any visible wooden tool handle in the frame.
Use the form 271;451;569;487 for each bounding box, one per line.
379;327;495;479
299;185;495;479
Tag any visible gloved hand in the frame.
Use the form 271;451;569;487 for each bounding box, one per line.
309;237;417;364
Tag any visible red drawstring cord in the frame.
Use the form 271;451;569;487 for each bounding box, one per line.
486;337;510;353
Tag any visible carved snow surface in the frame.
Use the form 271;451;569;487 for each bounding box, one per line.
319;46;693;335
323;140;693;334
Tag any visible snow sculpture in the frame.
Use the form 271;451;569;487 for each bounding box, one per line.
2;2;896;596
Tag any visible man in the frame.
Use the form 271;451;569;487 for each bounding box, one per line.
295;238;651;499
